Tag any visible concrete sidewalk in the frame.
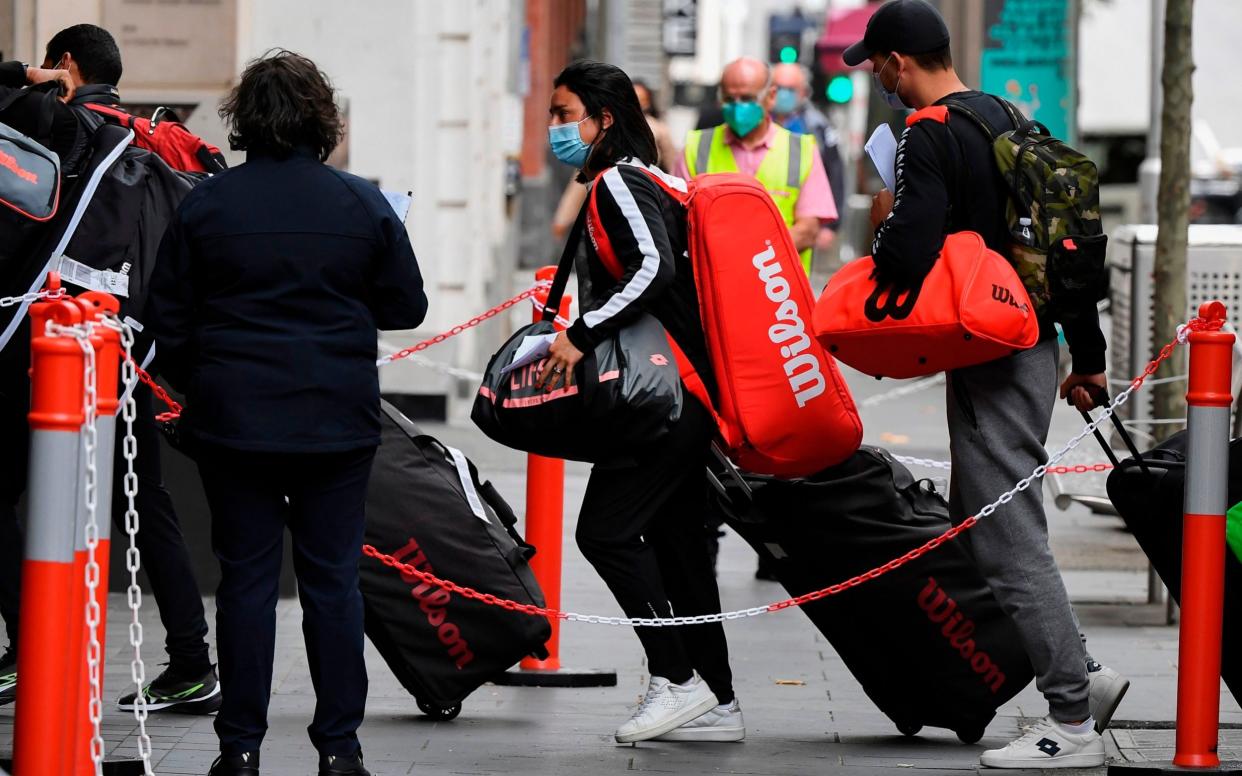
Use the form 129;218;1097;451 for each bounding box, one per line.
3;361;1239;775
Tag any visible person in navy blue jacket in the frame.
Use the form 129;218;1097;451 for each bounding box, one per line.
146;50;427;776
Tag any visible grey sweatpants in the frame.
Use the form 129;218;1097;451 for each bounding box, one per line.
946;337;1091;722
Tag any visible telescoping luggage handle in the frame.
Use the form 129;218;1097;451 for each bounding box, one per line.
706;442;753;502
540;202;588;325
1078;384;1153;476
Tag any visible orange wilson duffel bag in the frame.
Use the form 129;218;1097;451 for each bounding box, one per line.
588;165;863;478
812;231;1039;379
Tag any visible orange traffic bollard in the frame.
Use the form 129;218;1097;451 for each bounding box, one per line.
521;266;572;672
72;292;121;776
14;296;87;776
1174;301;1234;769
494;267;615;688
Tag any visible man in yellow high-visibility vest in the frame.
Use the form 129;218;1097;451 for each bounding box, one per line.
673;57;837;275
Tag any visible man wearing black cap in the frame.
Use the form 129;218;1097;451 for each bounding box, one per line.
844;1;1123;769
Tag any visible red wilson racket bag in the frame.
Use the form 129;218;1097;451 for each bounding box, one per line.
599;169;862;478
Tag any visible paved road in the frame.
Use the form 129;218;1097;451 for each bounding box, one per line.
4;314;1239;774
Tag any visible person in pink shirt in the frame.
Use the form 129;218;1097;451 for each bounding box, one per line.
674;57;836;274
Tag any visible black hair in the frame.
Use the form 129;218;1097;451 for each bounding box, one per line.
886;44;953;72
219;49;343;162
45;24;122;86
553;60;657;182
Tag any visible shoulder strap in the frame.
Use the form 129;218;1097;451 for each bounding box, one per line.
82;102;134;127
541;197;588;323
941;98;999;142
0;83;63;137
0;87;26;114
905;108;964;230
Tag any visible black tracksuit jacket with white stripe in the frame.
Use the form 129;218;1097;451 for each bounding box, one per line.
567;159;717;400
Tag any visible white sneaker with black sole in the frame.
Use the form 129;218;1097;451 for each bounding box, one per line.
1087;660;1130;733
980;715;1105;769
614;674;718;744
653;698;745;742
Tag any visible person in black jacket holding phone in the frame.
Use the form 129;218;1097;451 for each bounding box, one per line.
147;50;427;776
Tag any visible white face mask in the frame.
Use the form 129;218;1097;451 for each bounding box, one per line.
873;54;909;110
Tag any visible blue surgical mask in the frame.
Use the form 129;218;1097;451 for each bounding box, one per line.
873;54;909;110
722;100;765;138
548;115;594;168
773;87;800;116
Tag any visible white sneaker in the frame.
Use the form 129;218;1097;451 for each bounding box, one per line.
980;716;1105;769
1087;661;1130;733
653;699;745;742
614;675;718;744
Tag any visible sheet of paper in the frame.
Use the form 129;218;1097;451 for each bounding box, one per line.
382;190;413;223
864;124;899;192
499;333;557;376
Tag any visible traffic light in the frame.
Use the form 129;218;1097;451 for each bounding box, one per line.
826;74;854;103
769;13;808;65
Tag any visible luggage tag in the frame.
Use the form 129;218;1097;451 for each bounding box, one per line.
446;445;491;525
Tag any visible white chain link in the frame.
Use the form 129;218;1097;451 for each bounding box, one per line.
48;321;106;773
376;345;485;382
0;288;66;308
892;455;953;471
859;374;946;409
456;376;1147;629
110;318;155;775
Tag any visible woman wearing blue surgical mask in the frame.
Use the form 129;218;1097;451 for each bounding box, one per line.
541;60;743;746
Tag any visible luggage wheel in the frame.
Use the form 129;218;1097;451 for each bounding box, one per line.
416;699;462;721
956;726;984;745
895;721;923;738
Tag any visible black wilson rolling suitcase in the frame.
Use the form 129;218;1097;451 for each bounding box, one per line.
360;401;551;719
1102;423;1241;701
710;446;1035;742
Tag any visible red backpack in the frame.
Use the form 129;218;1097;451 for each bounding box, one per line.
84;103;227;174
587;166;863;478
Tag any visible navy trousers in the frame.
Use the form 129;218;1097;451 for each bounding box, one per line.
196;445;375;757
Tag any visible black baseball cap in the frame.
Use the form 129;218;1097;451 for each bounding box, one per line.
843;0;951;67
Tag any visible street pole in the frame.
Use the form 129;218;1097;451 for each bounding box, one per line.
1150;0;1193;446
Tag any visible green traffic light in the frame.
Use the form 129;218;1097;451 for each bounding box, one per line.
826;74;854;103
779;45;798;63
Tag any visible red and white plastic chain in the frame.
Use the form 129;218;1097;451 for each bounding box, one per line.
137;282;553;421
361;316;1207;627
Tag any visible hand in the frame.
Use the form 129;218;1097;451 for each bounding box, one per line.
814;228;837;252
25;67;74;102
1060;372;1108;412
870;189;895;230
535;331;584;393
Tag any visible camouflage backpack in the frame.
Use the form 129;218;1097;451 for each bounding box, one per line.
944;96;1108;320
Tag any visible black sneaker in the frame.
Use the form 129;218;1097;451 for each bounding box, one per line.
118;664;221;714
320;751;371;776
207;751;259;776
0;647;15;706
